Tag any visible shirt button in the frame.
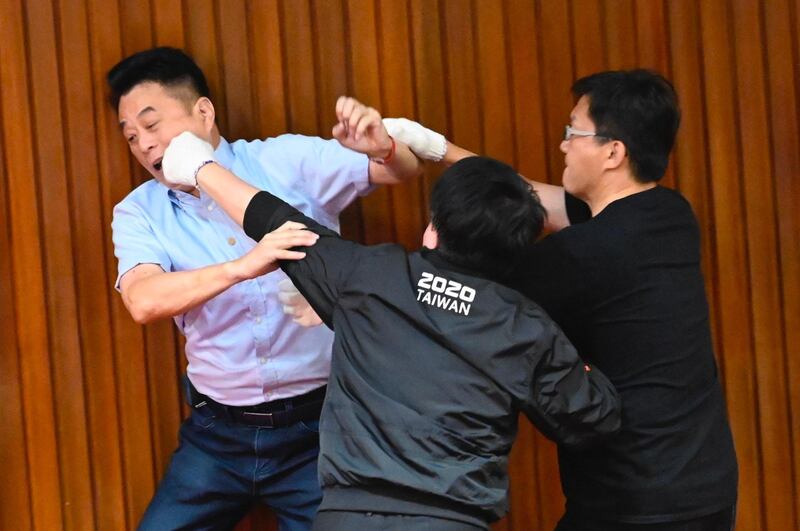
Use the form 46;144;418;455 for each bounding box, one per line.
207;204;214;211
254;316;262;324
227;237;236;246
259;357;267;365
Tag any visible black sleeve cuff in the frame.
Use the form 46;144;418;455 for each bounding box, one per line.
243;191;288;241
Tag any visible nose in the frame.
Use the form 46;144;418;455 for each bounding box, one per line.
136;131;158;154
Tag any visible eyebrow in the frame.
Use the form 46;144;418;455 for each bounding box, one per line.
118;106;157;130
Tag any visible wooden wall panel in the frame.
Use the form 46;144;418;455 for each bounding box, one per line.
0;0;63;529
1;1;798;529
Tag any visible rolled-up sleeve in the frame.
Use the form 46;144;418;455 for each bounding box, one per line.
111;201;172;290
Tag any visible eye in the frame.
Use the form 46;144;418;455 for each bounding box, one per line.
126;134;137;144
145;121;159;130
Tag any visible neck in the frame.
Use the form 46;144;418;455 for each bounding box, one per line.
209;127;221;150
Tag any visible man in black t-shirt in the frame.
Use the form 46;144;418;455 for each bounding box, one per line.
387;70;738;530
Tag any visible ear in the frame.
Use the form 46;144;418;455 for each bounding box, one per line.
422;222;439;249
603;140;627;171
195;97;216;133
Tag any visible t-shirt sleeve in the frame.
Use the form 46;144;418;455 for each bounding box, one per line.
520;319;621;448
111;200;172;290
565;191;591;225
243;191;364;327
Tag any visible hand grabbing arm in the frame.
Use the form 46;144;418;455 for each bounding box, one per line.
332;96;423;185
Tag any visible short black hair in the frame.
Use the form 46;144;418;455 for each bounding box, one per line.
572;69;680;182
430;156;546;279
106;47;210;110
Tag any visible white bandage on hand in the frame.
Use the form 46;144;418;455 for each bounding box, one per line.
381;118;447;162
277;279;323;327
162;131;217;187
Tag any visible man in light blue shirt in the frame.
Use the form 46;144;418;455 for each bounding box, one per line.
107;47;423;530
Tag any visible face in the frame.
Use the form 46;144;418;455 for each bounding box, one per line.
118;82;213;190
559;95;609;201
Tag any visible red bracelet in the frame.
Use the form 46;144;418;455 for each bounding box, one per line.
370;136;396;165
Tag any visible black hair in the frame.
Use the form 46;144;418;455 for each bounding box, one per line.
430;156;546;279
572;69;680;182
106;47;210;110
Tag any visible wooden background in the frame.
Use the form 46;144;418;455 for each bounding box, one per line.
1;0;798;529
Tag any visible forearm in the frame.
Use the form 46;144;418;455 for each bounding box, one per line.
526;329;621;448
440;141;478;166
122;261;246;324
368;140;424;185
525;179;569;232
196;163;260;226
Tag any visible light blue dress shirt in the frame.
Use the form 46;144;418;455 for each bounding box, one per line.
112;135;371;405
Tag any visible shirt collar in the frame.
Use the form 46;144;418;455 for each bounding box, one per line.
419;247;494;281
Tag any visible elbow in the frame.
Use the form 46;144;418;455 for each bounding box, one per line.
122;292;162;324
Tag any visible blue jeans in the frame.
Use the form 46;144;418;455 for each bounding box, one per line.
138;393;322;531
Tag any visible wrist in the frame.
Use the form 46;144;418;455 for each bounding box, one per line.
223;258;247;283
193;159;217;186
369;136;396;165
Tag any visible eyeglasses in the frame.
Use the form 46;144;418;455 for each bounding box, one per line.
564;125;609;141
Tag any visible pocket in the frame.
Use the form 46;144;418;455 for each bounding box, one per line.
298;418;320;434
190;403;217;430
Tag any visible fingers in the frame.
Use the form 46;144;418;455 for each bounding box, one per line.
259;228;319;251
335;96;382;141
273;250;307;261
274;221;308;232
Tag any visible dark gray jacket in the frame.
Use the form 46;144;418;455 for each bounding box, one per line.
243;191;620;526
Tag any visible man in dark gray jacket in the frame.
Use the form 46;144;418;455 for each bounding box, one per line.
161;130;621;531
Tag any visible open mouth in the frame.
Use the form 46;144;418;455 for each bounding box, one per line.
153;158;163;172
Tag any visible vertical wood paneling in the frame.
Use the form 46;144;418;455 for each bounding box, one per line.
0;0;63;529
603;0;636;70
0;104;34;531
441;0;482;153
764;0;800;525
2;1;799;529
218;0;258;140
25;0;96;528
281;0;319;135
571;0;606;78
474;0;514;164
249;0;289;138
731;2;796;530
699;2;764;530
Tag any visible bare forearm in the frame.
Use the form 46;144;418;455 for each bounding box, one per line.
196;163;259;226
440;141;478;166
122;261;246;324
368;141;424;185
525;179;569;232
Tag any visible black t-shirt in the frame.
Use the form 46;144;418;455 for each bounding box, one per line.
511;186;738;523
